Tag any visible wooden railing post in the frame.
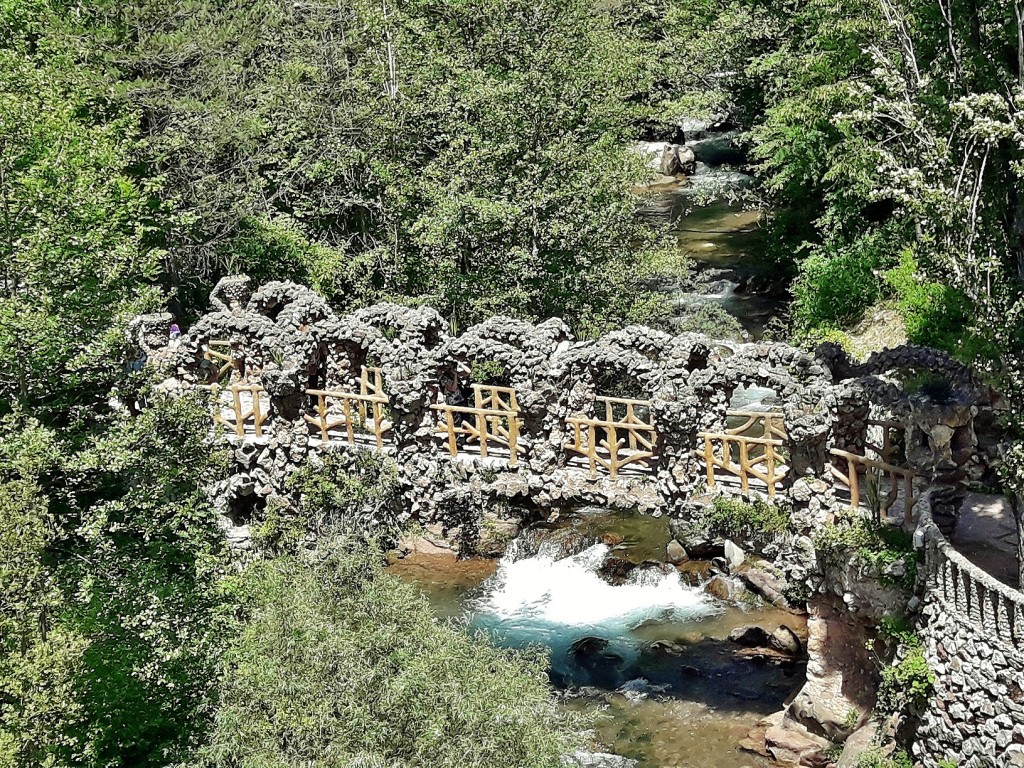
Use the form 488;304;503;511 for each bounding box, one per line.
704;436;716;489
445;411;458;456
848;459;860;509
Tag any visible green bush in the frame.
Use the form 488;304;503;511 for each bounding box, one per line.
854;748;914;768
792;230;897;331
876;642;934;718
884;251;984;360
670;302;746;340
813;511;917;589
199;539;584;768
470;358;508;385
681;497;791;549
258;451;401;552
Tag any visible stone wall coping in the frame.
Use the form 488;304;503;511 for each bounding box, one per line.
920;501;1024;607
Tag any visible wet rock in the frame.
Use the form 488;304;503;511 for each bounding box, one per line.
737;563;798;611
570;636;610;658
569;636;624;688
599;556;637;585
666;539;688;564
600;532;624;547
836;721;878;768
647;639;686;656
769;625;803;656
397;529;458;557
764;716;831;767
728;625;771;647
704;574;756;603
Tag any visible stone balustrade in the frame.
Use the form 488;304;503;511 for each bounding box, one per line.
915;498;1024;766
133;275;999;533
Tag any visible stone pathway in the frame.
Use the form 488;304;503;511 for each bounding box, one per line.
951;492;1019;588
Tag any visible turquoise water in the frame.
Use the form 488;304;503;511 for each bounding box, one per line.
390;510;806;768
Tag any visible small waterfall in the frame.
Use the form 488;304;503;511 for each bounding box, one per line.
466;531;722;688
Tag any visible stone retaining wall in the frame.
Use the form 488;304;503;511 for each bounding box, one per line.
916;506;1024;766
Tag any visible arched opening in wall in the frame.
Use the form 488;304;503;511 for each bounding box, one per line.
952;425;972;454
431;354;522;466
728;384;779;414
562;363;658;479
468;357;512;388
304;342;393;449
698;384;788;498
725;385;781;439
226;490;267;528
595;368;649;402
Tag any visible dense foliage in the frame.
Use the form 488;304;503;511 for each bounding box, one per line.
199;539;583;768
0;397;232;767
4;0;1024;764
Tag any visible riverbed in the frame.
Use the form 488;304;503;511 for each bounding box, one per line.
389;509;806;768
642;191;784;340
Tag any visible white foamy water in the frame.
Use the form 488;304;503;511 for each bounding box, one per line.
469;542;719;644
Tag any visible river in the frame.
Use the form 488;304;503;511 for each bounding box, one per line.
389;509;806;768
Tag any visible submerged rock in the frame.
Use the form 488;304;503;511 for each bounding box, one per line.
599;556;637;585
705;574;755;603
728;625;771;647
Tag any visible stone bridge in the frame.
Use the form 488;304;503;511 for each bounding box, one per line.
133;275;999;549
131;276;1024;764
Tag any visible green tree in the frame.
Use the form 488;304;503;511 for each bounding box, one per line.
0;0;161;423
118;0;665;331
0;396;231;768
200;538;584;768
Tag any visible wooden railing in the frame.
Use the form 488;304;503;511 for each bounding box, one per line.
304;366;392;449
563;396;657;478
829;448;919;525
203;340;234;383
204;382;268;437
727;409;787;441
865;418;904;464
431;384;522;465
697;410;788;498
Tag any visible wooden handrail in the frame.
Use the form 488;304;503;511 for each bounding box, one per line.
829;448;919;525
563;396;657;478
865;418;904;464
305;367;391;449
726;410;787;440
431;403;522;465
203;340;234;383
697;430;788;498
203;382;268;437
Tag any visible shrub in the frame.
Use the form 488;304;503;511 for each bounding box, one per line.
470;358;507;385
813;511;917;589
884;251;984;360
257;451;401;552
854;749;914;768
681;496;791;549
199;539;584;768
876;642;934;718
671;301;746;340
792;230;897;331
